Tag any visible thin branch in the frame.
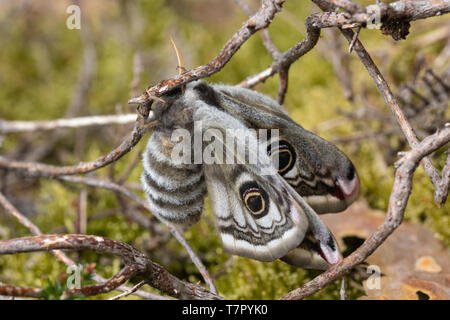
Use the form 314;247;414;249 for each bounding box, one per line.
24;2;97;162
435;146;450;205
0;190;164;300
0;117;157;177
281;125;450;299
0;268;165;300
277;69;289;105
326;0;364;14
0;191;74;266
62;265;141;299
0;235;223;300
313;0;446;204
129;0;285;104
130;52;144;99
116;149;143;185
233;0;288;104
108;280;146;300
312;0;450;30
239;16;321;88
0;1;285;180
339;278;347;300
0;114;137;134
55;175;218;294
95;275;172;300
348;26;361;52
319;28;354;100
233;0;281;59
0;284;42;299
241;0;449;88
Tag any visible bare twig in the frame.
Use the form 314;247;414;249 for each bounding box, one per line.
327;0;364;14
313;0;447;205
0;235;223;300
239;16;321;88
63;265;141;299
281;126;450;299
233;0;281;59
0;1;286;178
319;28;354;100
21;174;214;294
241;0;450;89
129;0;286;104
130;52;144;99
0;284;42;299
0;114;137;134
0;190;164;300
340;278;347;300
233;0;291;104
108;280;146;300
96;275;172;300
0;118;157;177
0;191;74;266
348;26;360;52
116;149;143;185
25;2;97;162
75;188;87;234
311;0;450;40
435;148;450;204
56;175;218;294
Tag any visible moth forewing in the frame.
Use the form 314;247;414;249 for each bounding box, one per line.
212;83;360;215
194;101;310;262
141;80;358;270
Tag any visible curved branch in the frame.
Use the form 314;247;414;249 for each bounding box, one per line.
0;119;152;177
0;190;166;300
128;0;285;104
239;16;321;88
0;114;137;134
313;0;446;204
315;0;450;26
0;284;42;299
0;191;74;266
0;235;223;300
55;175;218;294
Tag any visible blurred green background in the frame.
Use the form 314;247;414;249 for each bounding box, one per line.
0;0;448;299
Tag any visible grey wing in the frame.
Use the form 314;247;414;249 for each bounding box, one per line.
191;99;309;262
204;164;309;262
195;82;344;268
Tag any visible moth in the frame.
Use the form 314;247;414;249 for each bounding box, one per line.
140;81;359;270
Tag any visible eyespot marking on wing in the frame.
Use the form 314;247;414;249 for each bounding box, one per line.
267;140;296;176
239;181;269;218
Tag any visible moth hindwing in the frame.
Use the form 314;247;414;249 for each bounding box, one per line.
141;80;359;269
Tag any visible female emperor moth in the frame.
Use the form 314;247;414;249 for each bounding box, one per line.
140;81;359;270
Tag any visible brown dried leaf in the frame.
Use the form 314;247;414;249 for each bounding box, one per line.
322;201;450;300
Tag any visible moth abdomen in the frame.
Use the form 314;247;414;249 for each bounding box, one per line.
142;131;206;226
